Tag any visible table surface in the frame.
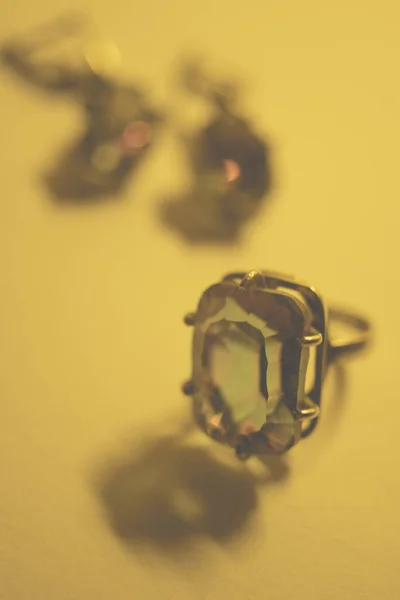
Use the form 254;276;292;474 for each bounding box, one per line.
1;2;399;599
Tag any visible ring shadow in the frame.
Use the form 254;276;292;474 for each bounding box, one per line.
91;426;289;553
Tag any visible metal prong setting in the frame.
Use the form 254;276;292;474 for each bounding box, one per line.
182;380;195;396
293;403;320;421
184;312;196;326
239;270;265;290
297;329;323;347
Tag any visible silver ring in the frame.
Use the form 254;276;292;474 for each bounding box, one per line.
182;270;371;459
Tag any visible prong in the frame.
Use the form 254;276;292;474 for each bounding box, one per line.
296;329;323;347
293;403;320;421
184;312;196;326
239;270;265;290
182;380;195;396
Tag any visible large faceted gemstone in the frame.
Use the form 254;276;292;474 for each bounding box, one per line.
191;280;310;454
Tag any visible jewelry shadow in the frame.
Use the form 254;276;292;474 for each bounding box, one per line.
91;425;289;553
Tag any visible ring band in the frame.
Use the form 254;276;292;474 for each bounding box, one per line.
327;307;371;362
182;270;371;459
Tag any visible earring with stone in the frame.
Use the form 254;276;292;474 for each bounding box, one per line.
1;15;162;200
159;60;272;242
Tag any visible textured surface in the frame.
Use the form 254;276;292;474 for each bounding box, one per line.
0;2;399;599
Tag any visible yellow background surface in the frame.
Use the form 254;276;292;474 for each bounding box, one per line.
1;2;399;599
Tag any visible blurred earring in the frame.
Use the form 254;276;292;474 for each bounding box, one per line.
1;14;162;201
159;60;272;242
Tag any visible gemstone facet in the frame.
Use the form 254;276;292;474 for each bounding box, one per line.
190;279;311;455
